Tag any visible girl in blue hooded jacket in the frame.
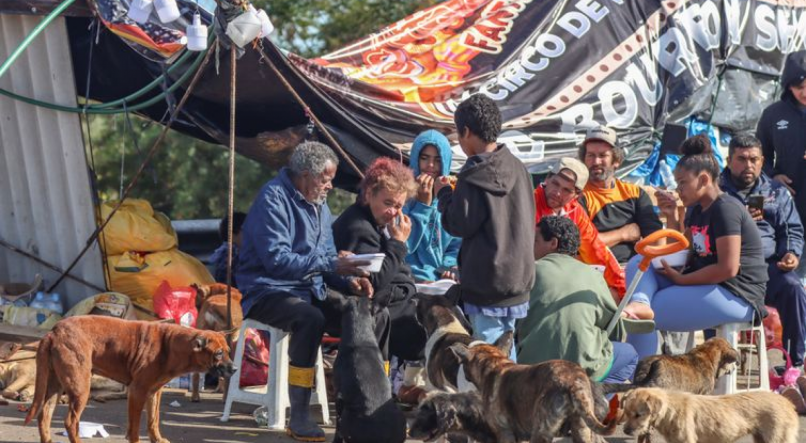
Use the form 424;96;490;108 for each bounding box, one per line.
403;130;462;282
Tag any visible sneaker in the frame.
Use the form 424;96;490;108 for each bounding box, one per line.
780;386;806;415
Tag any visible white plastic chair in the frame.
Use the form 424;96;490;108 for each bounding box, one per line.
713;321;769;395
221;318;330;428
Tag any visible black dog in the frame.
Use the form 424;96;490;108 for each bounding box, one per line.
414;294;474;392
409;391;497;443
333;296;406;443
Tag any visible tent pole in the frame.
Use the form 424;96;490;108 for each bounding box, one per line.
226;44;237;339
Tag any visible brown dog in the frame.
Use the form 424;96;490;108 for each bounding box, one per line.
620;387;798;443
605;337;739;396
450;332;615;443
190;283;243;402
25;316;235;443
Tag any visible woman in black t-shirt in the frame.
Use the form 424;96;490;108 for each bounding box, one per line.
624;135;768;358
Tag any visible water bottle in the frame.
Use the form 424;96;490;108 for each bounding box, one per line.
29;291;47;310
658;159;677;191
48;293;64;315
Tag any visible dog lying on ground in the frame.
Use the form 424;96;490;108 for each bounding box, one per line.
333;296;406;443
0;351;36;401
620;387;798;443
25;316;235;443
450;331;615;443
415;294;474;392
409;391;497;443
604;337;739;396
190;283;243;402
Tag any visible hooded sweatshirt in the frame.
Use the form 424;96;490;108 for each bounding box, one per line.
757;50;806;219
403;130;462;282
437;145;536;307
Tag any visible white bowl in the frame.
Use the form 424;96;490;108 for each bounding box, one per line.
346;253;385;273
651;249;689;269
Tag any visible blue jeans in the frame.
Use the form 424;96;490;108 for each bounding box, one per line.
468;313;518;361
600;342;639;383
624;255;754;358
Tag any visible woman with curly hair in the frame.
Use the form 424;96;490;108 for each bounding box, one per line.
333;157;427;363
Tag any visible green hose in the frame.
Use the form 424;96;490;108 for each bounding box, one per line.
0;0;78;80
0;40;211;114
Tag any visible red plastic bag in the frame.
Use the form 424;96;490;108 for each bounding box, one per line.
152;281;198;327
763;306;784;349
239;329;270;388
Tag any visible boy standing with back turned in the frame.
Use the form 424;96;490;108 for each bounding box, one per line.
434;95;536;359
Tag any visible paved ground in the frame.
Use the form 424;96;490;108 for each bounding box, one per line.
3;388;806;442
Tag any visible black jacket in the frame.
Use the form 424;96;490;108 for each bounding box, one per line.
332;202;417;308
757;50;806;218
437;145;536;307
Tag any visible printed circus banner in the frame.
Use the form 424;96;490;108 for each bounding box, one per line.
290;0;806;174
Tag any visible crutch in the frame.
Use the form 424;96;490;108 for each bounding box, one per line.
605;229;690;336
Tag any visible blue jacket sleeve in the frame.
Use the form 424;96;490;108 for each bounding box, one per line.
442;233;461;269
774;187;805;259
404;200;435;253
322;206;351;290
253;193;335;280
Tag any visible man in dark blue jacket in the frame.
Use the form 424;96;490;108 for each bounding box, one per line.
236;142;383;442
721;134;806;368
757;50;806;280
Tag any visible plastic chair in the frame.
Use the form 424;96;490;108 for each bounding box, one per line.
713;320;770;395
221;318;330;428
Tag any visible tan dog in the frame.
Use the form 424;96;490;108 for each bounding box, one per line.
190;283;242;402
25;316;235;443
605;337;739;396
450;332;614;443
620;387;798;443
0;352;36;401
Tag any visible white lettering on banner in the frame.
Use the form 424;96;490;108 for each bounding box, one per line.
677;1;721;51
499;130;546;160
462;0;532;54
658;27;698;77
625;53;663;106
576;0;609;22
560;103;597;133
443;0;806;127
755;4;778;51
558;12;592;39
724;0;743;46
599;80;638;128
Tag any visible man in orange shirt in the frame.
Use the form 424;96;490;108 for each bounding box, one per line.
534;157;631;305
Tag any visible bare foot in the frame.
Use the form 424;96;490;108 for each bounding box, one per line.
622;302;654;320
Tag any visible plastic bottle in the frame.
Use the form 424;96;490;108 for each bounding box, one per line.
48;293;64;315
658;159;677;190
29;291;47;310
154;0;180;24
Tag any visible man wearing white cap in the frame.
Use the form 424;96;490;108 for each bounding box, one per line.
534;156;627;300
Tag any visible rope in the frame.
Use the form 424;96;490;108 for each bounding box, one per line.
255;44;364;179
226;44;236;336
0;237;106;293
46;44;217;293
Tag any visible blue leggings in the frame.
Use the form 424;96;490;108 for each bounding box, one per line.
624;255;755;358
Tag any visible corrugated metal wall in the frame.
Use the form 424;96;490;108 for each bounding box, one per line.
0;14;105;308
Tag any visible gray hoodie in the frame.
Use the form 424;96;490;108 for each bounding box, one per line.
437;145;536;307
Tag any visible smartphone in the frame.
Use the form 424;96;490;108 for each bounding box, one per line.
748;195;764;211
394;215;401;227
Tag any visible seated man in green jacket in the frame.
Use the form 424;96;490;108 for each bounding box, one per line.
517;215;638;383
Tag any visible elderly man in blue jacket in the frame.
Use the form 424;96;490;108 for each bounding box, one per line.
236;141;383;442
721;134;806;369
